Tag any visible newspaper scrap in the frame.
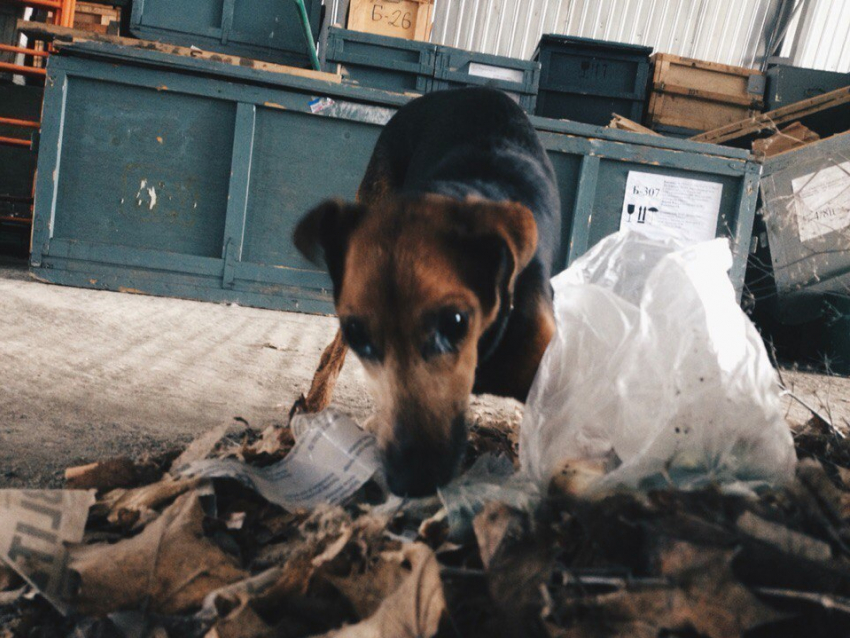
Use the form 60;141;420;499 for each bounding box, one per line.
182;410;381;510
0;489;95;614
620;171;723;245
792;160;850;242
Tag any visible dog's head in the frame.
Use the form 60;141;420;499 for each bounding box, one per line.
295;194;537;496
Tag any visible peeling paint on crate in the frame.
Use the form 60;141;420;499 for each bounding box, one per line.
264;102;287;110
118;287;146;294
135;180;158;210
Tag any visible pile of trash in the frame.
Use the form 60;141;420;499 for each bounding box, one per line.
2;231;848;637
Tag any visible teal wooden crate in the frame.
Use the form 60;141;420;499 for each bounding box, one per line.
432;46;540;113
765;64;850;138
759;130;850;324
32;41;758;313
324;27;435;95
130;0;321;67
533;34;652;125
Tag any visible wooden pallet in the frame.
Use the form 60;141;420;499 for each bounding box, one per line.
647;53;764;133
608;114;659;136
17;20;342;83
692;84;850;145
73;2;121;35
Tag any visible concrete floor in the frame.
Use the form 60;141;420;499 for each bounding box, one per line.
1;258;848;488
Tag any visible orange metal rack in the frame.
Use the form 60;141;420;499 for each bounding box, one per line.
0;0;75;225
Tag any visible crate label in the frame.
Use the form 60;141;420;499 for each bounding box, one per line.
467;62;524;84
620;171;722;245
792;161;850;243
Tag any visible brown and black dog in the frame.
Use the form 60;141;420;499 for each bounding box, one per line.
295;87;561;496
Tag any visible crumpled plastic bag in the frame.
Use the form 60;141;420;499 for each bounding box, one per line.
519;229;796;492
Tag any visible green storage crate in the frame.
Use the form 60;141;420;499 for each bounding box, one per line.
31;41;758;313
765;64;850;138
432;46;540;113
533;34;652;125
324;27;435;95
130;0;321;67
759;130;850;324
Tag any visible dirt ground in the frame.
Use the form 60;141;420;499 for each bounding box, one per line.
1;257;848;489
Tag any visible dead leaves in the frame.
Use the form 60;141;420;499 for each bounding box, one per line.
69;491;246;615
321;544;445;638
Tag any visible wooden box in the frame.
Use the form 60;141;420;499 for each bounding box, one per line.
646;53;765;135
347;0;434;42
73;2;121;35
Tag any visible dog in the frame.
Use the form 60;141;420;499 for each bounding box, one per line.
295;87;561;497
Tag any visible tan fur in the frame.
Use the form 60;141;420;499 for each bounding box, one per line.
337;196;536;452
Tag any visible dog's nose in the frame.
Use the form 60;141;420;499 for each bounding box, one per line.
383;431;465;497
384;442;454;497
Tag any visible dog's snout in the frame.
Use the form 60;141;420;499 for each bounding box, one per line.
383;415;466;497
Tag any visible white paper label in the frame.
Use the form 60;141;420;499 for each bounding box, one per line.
0;490;95;614
467;62;524;84
620;171;723;245
791;161;850;242
183;412;380;511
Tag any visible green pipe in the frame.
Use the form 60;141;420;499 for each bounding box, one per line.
292;0;321;71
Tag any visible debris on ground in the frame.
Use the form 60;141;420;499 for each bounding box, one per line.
0;411;849;637
0;232;843;637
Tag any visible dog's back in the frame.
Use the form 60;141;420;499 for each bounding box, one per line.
359;88;561;277
295;88;562;495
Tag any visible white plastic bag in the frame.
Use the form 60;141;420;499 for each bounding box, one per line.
519;229;796;492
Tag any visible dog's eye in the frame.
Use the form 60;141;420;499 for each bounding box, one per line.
341;318;379;361
423;309;469;359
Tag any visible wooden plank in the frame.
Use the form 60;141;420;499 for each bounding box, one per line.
647;91;757;132
751;122;820;158
691;84;850;144
608;114;659;135
652;52;763;77
16;20;342;83
651;81;763;108
74;2;121;19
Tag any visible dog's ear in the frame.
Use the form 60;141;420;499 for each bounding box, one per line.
450;200;538;311
294;199;366;296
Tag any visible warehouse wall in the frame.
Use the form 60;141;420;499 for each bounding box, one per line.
324;0;850;73
433;0;784;66
781;0;850;72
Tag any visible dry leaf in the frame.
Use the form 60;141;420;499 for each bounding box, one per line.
65;458;142;491
70;491;246;615
326;553;408;620
319;543;445;638
170;423;232;473
473;502;524;570
98;475;201;526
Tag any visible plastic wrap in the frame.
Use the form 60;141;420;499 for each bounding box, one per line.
519;229;796;492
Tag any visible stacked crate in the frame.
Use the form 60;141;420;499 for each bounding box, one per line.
533;35;652;126
646;54;765;136
73;2;121;35
325;28;540;112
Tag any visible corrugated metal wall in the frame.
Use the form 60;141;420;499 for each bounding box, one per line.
431;0;784;66
323;0;850;73
781;0;850;72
